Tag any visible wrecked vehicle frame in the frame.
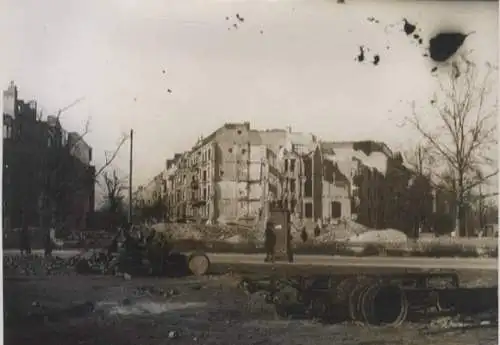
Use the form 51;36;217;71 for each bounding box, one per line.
238;271;498;327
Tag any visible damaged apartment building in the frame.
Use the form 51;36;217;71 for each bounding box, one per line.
2;82;95;230
140;122;438;233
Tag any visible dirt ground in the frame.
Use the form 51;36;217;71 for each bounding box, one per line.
4;269;498;345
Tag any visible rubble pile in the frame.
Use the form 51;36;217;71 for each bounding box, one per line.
309;220;371;244
3;254;78;277
152;222;264;244
73;249;118;275
3;249;125;277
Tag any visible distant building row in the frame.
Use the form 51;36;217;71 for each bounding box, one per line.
2;82;95;230
135;122;454;234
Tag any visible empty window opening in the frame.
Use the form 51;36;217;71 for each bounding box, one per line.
304;157;312;177
331;201;342;219
305;203;313;219
304;180;312;197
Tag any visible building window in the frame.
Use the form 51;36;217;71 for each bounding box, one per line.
304;180;312;197
290;159;296;172
220;170;224;177
3;124;12;139
203;170;207;182
291;200;297;213
242;148;246;154
284;159;288;172
208;149;211;160
305;202;313;218
62;131;68;147
331;201;342;218
304;157;312;177
237;130;242;135
208;185;211;198
228;147;233;153
290;179;296;193
203;188;207;200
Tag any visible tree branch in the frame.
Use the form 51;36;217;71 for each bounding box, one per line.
94;133;129;179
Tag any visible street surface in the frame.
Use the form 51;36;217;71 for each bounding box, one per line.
3;249;498;270
4;272;498;345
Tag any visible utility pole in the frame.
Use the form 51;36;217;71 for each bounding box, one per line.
478;183;484;232
128;129;134;225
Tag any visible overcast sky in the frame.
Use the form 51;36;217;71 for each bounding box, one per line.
1;0;497;190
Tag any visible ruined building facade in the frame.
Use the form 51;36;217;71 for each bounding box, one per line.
150;123;440;235
2;82;95;231
156;123;355;226
161;123;281;224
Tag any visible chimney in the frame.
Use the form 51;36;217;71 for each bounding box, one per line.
286;126;292;133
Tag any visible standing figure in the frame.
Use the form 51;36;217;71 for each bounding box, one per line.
44;221;56;257
314;223;321;237
300;226;308;243
264;220;276;263
19;223;31;255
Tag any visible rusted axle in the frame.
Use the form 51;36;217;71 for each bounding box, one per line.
239;272;497;327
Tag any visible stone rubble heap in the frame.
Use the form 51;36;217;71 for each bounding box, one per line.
152;222;264;243
3;254;79;277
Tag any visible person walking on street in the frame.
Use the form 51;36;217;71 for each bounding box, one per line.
264;220;276;263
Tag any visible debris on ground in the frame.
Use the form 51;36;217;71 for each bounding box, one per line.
3;254;78;277
348;228;408;243
312;220;370;244
151;222;264;243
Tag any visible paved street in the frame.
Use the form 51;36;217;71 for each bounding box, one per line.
210;253;498;270
4;249;497;271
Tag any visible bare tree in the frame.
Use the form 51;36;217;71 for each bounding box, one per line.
403;144;435;177
406;54;498;236
102;169;127;215
39;100;130;229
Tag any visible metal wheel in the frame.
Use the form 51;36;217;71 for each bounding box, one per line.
348;277;376;323
188;252;210;276
361;283;408;327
